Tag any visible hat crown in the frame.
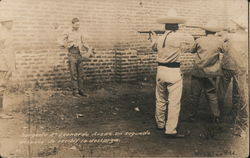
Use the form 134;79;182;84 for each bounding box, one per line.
167;8;179;17
200;19;223;32
205;20;221;28
156;8;185;24
231;16;247;29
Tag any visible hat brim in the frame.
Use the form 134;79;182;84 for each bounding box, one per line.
157;17;186;24
200;26;223;32
0;19;14;23
231;19;247;29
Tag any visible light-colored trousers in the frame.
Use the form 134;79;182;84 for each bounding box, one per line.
0;71;8;111
155;66;183;134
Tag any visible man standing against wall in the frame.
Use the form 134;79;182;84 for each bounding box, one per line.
60;18;94;97
217;17;248;136
0;18;15;119
188;20;225;123
151;9;194;138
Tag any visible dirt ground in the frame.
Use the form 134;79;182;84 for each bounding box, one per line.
0;76;249;157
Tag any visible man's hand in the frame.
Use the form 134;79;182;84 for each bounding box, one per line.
89;48;95;57
149;31;157;42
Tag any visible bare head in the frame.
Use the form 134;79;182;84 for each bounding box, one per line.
72;18;80;30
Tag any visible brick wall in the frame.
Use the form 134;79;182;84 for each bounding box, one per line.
0;0;245;87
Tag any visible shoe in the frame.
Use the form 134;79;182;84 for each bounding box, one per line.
164;133;185;139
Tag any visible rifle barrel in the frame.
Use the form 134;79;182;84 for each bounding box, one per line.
185;25;201;29
138;30;165;34
138;31;152;34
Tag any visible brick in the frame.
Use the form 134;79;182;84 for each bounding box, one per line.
2;0;239;85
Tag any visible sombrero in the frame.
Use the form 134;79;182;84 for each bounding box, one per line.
231;16;247;29
200;20;223;32
156;8;186;24
0;17;14;23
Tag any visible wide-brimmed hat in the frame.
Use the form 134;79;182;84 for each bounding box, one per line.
200;20;223;32
0;17;14;23
156;9;186;24
231;16;247;29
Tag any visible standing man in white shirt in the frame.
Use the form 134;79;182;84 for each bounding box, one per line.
60;18;94;97
151;9;194;138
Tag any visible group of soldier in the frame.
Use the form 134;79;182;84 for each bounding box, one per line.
0;9;248;139
150;9;248;138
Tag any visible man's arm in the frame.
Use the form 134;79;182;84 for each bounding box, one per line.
180;34;195;53
80;33;92;51
80;33;94;57
150;32;158;52
58;30;70;48
189;41;198;54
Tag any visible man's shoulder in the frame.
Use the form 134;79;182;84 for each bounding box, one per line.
198;35;222;42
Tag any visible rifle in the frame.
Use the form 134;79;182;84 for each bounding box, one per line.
138;30;165;40
185;25;201;29
138;30;205;40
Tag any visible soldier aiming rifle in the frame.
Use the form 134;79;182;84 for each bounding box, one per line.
138;25;206;40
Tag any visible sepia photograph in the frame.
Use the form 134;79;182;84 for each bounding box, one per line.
0;0;249;157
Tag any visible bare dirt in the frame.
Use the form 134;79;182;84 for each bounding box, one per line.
0;76;248;157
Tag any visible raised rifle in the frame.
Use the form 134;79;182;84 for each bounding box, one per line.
138;25;206;40
138;30;165;40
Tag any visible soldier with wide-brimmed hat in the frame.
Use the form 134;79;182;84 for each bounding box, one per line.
151;8;194;138
188;19;225;123
0;17;15;119
217;15;248;136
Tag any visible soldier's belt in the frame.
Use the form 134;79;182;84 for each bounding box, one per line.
68;46;81;54
158;62;180;68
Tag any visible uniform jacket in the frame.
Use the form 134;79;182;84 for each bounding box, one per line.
191;35;225;77
221;31;248;72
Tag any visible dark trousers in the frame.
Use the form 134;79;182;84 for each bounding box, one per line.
190;76;220;117
218;69;248;124
68;47;84;92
